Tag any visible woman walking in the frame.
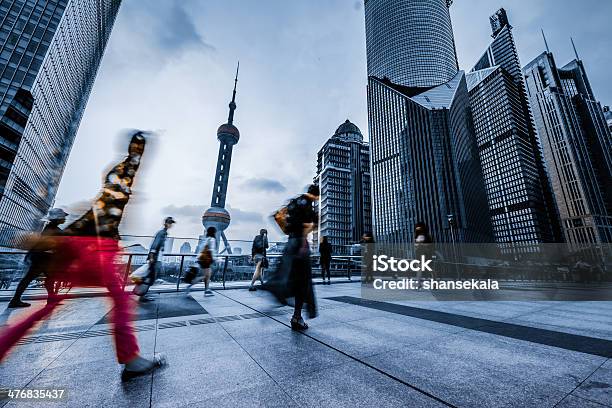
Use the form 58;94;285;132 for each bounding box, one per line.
198;226;217;296
249;229;268;291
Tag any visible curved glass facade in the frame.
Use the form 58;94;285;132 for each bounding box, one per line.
365;0;458;88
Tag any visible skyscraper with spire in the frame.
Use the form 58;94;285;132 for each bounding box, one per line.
201;63;241;253
524;39;612;245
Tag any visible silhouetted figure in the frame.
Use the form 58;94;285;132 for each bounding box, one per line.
249;229;268;291
414;221;433;287
0;131;165;381
319;236;332;284
362;233;375;284
8;208;67;308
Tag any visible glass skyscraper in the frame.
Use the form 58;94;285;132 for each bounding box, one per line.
314;120;372;254
0;0;120;246
524;49;612;245
364;0;457;89
466;8;562;248
365;0;492;245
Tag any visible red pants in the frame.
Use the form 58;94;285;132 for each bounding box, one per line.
0;237;140;363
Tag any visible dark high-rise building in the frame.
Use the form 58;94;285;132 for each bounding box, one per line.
604;105;612;133
365;0;492;245
313;120;371;254
0;0;121;246
524;48;612;245
466;8;562;247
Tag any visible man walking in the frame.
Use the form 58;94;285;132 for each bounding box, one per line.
139;217;176;302
8;208;68;308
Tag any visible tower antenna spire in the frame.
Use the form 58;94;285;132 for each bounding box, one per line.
570;37;580;60
228;61;239;124
541;29;550;53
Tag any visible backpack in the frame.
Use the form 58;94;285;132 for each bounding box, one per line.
273;197;298;235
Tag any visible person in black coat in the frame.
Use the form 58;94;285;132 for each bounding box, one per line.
319;236;332;284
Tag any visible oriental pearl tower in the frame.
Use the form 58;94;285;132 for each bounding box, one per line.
201;63;240;254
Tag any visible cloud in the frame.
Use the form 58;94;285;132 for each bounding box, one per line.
161;204;203;220
227;205;263;225
241;177;287;193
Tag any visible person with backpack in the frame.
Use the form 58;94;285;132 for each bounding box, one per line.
319;236;332;284
8;208;68;308
268;184;320;330
196;226;217;296
249;229;269;291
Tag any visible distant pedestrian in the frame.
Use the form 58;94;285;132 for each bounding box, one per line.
361;233;375;284
8;208;68;308
267;184;319;330
0;131;166;381
195;226;217;297
414;222;433;287
319;236;332;284
249;229;269;291
137;217;176;302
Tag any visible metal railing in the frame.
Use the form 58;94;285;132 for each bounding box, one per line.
0;249;362;295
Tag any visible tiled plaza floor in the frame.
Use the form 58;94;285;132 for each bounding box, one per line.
1;282;611;407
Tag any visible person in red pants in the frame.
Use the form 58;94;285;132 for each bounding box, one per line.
0;131;165;381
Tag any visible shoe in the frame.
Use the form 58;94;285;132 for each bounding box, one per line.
248;286;256;291
139;296;155;303
204;290;214;296
121;354;166;382
8;300;30;308
290;316;308;331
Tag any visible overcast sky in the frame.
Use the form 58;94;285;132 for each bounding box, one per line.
53;0;612;247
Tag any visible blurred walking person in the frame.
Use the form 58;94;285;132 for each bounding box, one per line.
361;233;375;284
8;208;68;308
267;184;319;330
0;131;165;381
414;222;433;288
137;216;176;302
319;236;332;284
193;226;217;297
249;229;268;291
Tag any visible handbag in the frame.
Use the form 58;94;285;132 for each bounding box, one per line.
130;263;151;284
273;206;290;235
182;266;199;284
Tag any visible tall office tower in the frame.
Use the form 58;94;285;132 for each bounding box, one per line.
0;0;121;247
313;120;372;254
201;64;240;254
365;0;492;245
524;46;612;245
466;8;562;247
604;106;612;133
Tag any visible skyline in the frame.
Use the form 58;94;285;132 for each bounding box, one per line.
52;0;612;242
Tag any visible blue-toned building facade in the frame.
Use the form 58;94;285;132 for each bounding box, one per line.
0;0;120;246
524;51;612;245
466;8;562;247
314;119;372;254
365;0;492;245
